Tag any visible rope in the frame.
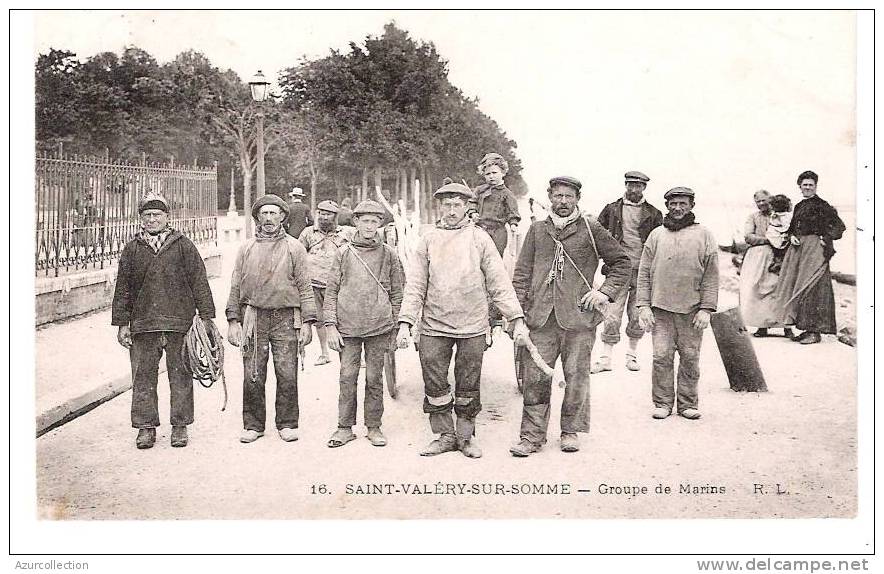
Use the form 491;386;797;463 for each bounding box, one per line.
182;314;228;411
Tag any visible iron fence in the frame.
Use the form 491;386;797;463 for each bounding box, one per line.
35;152;218;276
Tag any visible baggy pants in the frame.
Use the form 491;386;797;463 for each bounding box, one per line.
519;316;595;445
130;331;194;429
242;308;300;432
651;308;703;413
337;331;391;429
418;334;485;438
600;276;646;346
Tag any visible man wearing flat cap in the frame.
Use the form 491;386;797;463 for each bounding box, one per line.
227;194;317;444
594;171;663;374
397;182;529;459
636;187;719;421
509;176;631;456
112;192;216;449
285;187;313;239
324;200;405;449
298;200;355;365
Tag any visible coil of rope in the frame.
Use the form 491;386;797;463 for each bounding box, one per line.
182;314;227;411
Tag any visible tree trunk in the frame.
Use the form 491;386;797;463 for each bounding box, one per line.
373;166;383;202
333;171;344;204
709;307;768;392
409;166;417;213
309;161;318;213
361;167;369;203
420;167;429;223
393;171;400;207
241;162;253;238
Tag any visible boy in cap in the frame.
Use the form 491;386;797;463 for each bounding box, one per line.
285;187;313;239
298;200;355;365
227;194;316;443
637;187;719;420
112;193;216;449
509;176;631;456
397;182;529;459
594;171;663;373
323;200;405;448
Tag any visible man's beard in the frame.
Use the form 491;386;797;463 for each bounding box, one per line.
318;220;335;231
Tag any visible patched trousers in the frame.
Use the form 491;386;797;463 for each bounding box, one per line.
600;277;646;346
651;308;703;413
130;331;193;429
520;315;595;445
242;308;300;432
418;334;485;438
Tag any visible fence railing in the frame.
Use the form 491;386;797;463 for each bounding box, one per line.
35;152;218;277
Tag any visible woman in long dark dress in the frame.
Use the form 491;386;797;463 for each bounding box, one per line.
774;171;846;344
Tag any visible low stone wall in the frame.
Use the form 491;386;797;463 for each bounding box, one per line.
35;243;223;326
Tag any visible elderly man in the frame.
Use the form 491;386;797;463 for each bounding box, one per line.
227;194;316;443
637;187;719;420
593;171;663;374
299;200;355;365
324;200;405;449
112;193;215;449
285;187;313;239
509;176;631;457
397;182;529;459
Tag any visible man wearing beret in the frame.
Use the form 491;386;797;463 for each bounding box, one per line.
637;187;719;421
284;187;313;239
227;194;317;443
594;171;663;374
397;182;530;459
509;176;631;456
112;193;216;449
324;200;405;449
298;200;355;365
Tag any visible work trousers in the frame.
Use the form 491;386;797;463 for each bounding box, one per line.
520;316;595;445
337;332;391;429
130;331;193;429
651;308;703;413
419;334;485;437
600;278;646;346
242;308;300;432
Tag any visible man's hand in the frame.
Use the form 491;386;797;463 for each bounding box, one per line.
790;235;801;246
117;325;132;349
227;320;243;347
511;318;530;348
579;289;609;313
637;306;655;331
396;323;412;349
693;310;712;330
326;324;343;353
299;323;314;347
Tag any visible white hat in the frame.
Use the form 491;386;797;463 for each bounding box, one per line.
289;187;305;197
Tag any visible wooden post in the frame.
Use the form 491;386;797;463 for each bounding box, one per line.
710;307;768;392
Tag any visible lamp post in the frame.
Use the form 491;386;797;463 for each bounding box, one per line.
247;69;270;237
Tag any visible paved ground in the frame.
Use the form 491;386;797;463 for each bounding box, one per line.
35;248;858;520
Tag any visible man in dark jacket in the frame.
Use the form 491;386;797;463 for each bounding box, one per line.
593;171;663;374
509;176;631;457
285;187;313;238
112;193;215;450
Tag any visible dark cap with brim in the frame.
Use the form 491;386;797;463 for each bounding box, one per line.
251;194;289;220
548;176;582;192
663;187;695;200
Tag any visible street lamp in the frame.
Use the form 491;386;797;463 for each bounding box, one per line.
247;70;271;237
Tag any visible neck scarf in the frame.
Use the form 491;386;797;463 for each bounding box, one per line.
622;197;645;206
140;226;172;253
255;224;286;241
662;211;697;231
351;232;381;248
549;206;582;230
436;215;471;230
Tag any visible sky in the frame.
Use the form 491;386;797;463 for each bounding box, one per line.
31;9;860;267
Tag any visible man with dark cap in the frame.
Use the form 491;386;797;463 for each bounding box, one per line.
593;171;663;374
298;200;355;365
637;187;719;421
397;182;529;459
324;200;405;449
509;176;631;457
285;187;313;239
112;192;216;449
227;194;316;444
